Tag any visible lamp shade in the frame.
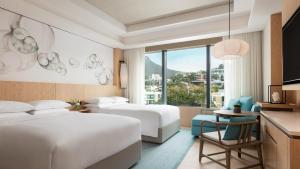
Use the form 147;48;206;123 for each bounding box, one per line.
213;39;249;60
120;62;128;89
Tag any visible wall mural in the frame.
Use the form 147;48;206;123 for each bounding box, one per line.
0;8;113;85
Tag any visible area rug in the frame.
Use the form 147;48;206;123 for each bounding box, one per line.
131;129;195;169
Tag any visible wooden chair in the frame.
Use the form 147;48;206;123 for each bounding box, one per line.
199;120;264;169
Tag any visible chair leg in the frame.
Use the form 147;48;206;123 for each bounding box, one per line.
238;148;242;158
225;149;231;169
256;144;264;169
199;139;204;162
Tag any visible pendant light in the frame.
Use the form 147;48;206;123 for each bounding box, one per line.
213;0;249;60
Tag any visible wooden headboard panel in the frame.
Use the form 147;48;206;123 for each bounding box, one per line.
0;81;121;102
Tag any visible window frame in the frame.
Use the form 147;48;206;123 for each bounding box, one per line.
145;44;222;108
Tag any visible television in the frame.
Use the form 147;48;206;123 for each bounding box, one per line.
283;6;300;85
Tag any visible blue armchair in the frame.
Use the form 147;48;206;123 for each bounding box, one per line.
191;96;261;136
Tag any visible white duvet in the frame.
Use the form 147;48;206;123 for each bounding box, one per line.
0;112;141;169
88;103;180;137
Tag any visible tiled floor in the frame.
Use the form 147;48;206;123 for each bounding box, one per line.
178;138;262;169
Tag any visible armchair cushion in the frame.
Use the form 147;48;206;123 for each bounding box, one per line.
203;130;256;145
226;98;240;110
223;116;257;140
191;115;230;136
239;96;253;111
251;104;261;112
192;115;230;127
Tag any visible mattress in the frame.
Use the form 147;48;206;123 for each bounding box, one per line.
0;112;141;169
88;103;180;137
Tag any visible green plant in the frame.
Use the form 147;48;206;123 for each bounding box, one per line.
67;99;82;111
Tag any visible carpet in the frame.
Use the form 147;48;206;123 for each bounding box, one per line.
131;129;195;169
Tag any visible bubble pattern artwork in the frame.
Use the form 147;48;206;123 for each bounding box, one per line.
0;8;113;85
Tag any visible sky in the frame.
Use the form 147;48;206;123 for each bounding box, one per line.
145;47;223;72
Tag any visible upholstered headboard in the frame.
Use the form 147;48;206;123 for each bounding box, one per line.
0;81;121;102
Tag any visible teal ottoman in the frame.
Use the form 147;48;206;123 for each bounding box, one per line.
191;114;230;136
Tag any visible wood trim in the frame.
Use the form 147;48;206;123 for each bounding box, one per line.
283;83;300;90
282;0;300;26
0;81;119;102
261;112;300;139
113;48;122;96
270;13;283;85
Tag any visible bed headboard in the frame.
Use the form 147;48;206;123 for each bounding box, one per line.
0;81;121;102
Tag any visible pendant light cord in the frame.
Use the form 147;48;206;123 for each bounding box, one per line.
229;0;231;39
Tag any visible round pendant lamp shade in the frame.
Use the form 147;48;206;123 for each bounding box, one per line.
213;39;249;60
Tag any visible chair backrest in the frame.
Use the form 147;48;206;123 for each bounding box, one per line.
223;116;257;143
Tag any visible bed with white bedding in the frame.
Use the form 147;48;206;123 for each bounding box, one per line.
0;111;141;169
87;102;180;143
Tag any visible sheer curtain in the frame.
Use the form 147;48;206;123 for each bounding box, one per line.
224;31;263;104
124;48;145;104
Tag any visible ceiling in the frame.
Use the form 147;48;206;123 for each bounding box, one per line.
86;0;228;25
3;0;282;49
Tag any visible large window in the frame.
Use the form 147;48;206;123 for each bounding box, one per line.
145;52;162;104
167;47;207;107
210;46;224;108
145;46;224;108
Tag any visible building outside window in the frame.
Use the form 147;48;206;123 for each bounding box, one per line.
210;46;224;108
145;46;224;108
145;52;162;104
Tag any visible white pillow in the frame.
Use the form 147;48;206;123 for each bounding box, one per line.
29;100;71;110
84;97;115;104
0;101;34;113
28;108;70;115
113;97;128;103
0;112;31;119
84;102;126;108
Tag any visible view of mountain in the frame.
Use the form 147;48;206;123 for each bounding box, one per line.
145;57;179;78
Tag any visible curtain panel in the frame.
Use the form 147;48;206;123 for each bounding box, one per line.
224;31;263;104
124;48;145;104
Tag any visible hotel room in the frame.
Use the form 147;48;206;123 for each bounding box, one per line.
0;0;299;169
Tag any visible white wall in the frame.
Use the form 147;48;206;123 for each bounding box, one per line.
262;19;271;102
0;0;122;48
0;1;114;85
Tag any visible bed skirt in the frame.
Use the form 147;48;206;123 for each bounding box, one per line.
87;140;141;169
142;120;180;143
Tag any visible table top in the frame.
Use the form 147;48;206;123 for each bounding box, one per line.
213;110;259;117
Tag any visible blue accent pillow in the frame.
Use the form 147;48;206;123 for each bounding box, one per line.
223;116;257;140
239;96;253;111
251;104;261;112
227;99;240;110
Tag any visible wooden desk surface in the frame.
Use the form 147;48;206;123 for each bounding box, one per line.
261;111;300;138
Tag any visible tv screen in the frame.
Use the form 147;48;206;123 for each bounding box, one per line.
283;7;300;85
